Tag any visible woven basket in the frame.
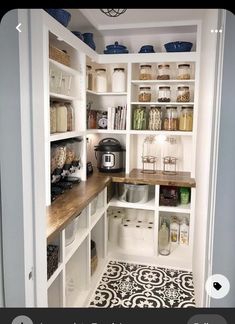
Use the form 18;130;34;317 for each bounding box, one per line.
47;244;59;280
49;45;70;66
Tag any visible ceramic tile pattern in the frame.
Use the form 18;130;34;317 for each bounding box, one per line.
89;260;196;308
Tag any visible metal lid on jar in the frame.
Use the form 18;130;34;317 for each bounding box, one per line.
86;65;92;69
140;64;152;68
158;64;170;68
178;64;190;68
181;105;193;109
95;68;106;72
114;68;125;71
177;86;189;90
166;106;177;109
139;86;151;90
150;105;162;109
159;86;171;89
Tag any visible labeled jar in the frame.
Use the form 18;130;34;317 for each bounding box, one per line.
95;68;107;92
163;106;178;131
86;65;93;90
158;86;171;102
148;106;162;130
177;86;190;102
133;106;147;130
157;64;170;80
50;104;57;134
139;86;151;102
55;103;67;132
177;64;191;80
179;106;193;131
139;64;152;80
112;68;126;92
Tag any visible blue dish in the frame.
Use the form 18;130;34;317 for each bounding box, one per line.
45;9;71;27
139;45;155;53
104;41;129;54
71;31;84;41
164;41;193;52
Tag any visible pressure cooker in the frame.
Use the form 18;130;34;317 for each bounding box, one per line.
94;138;125;172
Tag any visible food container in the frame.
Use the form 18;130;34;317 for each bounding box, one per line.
163;106;178;130
87;110;97;129
139;86;151;102
95;68;107;92
50;104;57;133
148;106;162;130
55;103;67;132
133;106;147;130
177;64;191;80
104;41;128;54
112;68;126;92
157;64;170;80
160;186;179;206
139;64;152;80
177;86;190;102
180;187;190;205
118;183;149;203
86;65;93;90
158;86;171;102
179;106;193;131
164;41;193;52
65;103;74;131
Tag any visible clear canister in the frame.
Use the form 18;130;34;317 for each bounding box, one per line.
163;106;178;131
179;106;193;131
157;64;170;80
86;65;93;90
177;86;190;102
50;104;57;134
158;86;171;102
95;68;107;92
139;86;151;102
148;106;162;130
139;64;152;80
177;64;191;80
133;106;147;130
112;68;126;92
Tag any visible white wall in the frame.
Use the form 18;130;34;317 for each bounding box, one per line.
0;176;5;306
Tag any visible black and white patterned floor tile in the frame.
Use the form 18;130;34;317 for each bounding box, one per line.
89;260;196;308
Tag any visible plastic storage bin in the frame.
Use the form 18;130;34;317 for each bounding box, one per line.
65;214;79;246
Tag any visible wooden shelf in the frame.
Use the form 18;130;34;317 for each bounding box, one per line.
50;92;78;101
50;131;84;142
49;59;79;76
86;90;127;96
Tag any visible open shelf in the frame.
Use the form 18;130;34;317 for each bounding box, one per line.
87;90;127;96
47;262;63;289
50;92;78;101
132;79;195;85
86;129;127;134
129;130;193;136
50;131;84;142
131;101;195;105
49;58;79;76
159;204;191;213
90;207;106;230
109;197;155;211
65;229;89;263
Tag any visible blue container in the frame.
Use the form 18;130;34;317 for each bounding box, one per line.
104;41;129;54
83;33;96;51
164;41;193;52
45;9;71;27
139;45;155;53
71;31;84;41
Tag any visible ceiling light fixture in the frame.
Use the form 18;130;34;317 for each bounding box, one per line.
100;9;127;17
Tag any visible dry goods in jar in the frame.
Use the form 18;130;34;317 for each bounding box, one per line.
148;106;162;130
139;64;152;80
157;64;170;80
177;86;190;102
163;106;178;131
179;106;193;131
139;86;151;102
177;64;191;80
158;86;171;102
50;104;57;133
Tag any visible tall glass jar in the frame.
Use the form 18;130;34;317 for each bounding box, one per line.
177;86;190;102
139;64;152;80
86;65;93;90
157;64;170;80
139;86;151;102
158;218;171;256
133;106;147;130
50;104;57;134
95;68;107;92
163;106;178;131
112;68;126;92
158;86;171;102
177;64;191;80
148;106;162;130
179;106;193;131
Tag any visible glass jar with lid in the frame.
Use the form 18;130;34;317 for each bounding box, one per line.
95;68;107;92
50;103;57;134
179;106;193;131
133;106;147;130
139;86;151;102
158;86;171;102
148;106;162;130
163;106;178;131
112;68;126;92
177;86;190;102
139;64;152;80
157;64;170;80
86;65;93;90
177;64;191;80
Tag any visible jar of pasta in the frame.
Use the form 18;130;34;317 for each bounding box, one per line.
177;64;191;80
179;106;193;131
139;86;151;102
148;106;162;130
139;64;152;80
157;64;170;80
177;86;190;102
163;106;178;131
158;86;171;102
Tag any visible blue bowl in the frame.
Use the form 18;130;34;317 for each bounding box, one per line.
45;9;71;27
164;41;193;52
139;45;155;53
71;31;84;41
104;49;129;54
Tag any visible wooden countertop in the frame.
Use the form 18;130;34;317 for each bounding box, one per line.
47;169;195;242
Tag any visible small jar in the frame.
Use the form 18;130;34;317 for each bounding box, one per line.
95;68;107;92
112;68;126;92
158;86;171;102
179;106;193;131
50;104;57;134
139;86;151;102
148;106;162;130
163;106;178;131
133;106;147;130
55;103;68;132
177;86;190;102
177;64;191;80
157;64;170;80
86;65;93;90
139;64;152;80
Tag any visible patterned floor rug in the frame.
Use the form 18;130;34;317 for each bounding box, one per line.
89;260;196;308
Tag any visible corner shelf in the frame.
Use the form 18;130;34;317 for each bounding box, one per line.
109;196;155;211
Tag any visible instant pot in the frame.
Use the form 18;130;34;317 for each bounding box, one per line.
94;138;125;172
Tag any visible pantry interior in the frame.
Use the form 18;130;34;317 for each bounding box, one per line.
0;8;228;308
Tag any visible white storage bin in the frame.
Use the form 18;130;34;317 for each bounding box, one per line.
118;183;149;203
90;196;98;216
65;214;80;246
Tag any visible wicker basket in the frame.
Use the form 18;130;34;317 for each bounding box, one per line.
47;244;59;280
49;45;70;67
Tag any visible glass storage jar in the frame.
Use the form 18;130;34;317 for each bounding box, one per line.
179;106;193;131
50;104;57;134
139;86;151;102
163;106;178;131
177;64;191;80
65;102;74;131
157;64;170;80
158;86;171;102
148;106;162;130
139;64;152;80
112;68;126;92
55;103;67;132
133;106;147;130
86;65;93;90
177;86;190;102
95;68;107;92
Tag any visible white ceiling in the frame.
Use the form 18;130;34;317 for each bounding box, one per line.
67;9;207;34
